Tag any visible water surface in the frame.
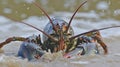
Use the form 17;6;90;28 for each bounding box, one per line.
0;0;120;67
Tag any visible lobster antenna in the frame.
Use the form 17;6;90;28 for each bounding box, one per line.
33;2;57;33
70;25;120;40
6;16;57;42
66;1;87;33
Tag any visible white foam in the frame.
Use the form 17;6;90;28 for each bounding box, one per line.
0;16;10;23
97;1;109;10
53;11;100;19
71;61;89;64
24;0;35;3
1;12;120;38
0;55;5;62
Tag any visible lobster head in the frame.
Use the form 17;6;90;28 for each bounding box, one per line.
33;1;87;52
43;18;74;52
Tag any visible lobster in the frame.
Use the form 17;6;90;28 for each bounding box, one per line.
0;1;120;60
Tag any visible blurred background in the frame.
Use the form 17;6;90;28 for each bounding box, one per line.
0;0;120;20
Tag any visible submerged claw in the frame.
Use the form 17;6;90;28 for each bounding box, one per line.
18;36;45;60
92;31;108;54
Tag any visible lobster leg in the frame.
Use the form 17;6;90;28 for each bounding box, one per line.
76;36;99;55
84;30;108;54
0;35;45;60
0;37;26;48
64;36;99;58
92;31;108;54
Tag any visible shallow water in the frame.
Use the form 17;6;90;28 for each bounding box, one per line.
0;13;120;67
0;0;120;67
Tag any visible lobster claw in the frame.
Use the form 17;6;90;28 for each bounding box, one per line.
63;43;99;58
64;36;100;58
17;35;45;60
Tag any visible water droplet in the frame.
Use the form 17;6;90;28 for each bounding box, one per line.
41;12;44;15
23;4;26;6
27;7;30;10
15;11;18;13
114;9;120;16
96;1;109;10
21;14;27;18
24;0;35;4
